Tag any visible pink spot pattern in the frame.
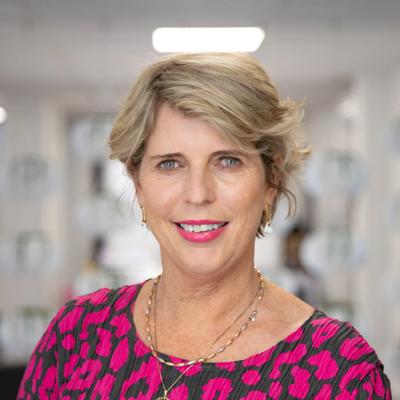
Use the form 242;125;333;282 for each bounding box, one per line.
311;318;340;349
307;350;338;379
269;344;307;379
340;335;374;360
285;326;304;343
216;361;236;372
95;327;112;357
80;341;90;359
201;377;233;399
110;337;129;372
170;383;189;399
314;383;332;399
64;354;79;378
17;283;392;399
61;334;75;351
268;381;282;400
242;370;261;385
288;366;311;398
110;313;131;337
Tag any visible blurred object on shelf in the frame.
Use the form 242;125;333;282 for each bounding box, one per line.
71;237;124;297
74;190;130;235
15;231;52;272
0;230;57;275
0;307;51;366
71;114;114;162
282;224;319;304
2;154;56;201
269;224;320;306
71;260;121;297
304;150;368;198
300;227;366;275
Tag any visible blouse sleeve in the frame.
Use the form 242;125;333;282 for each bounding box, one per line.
17;304;67;400
357;365;392;399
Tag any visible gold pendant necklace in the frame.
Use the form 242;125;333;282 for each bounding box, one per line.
153;297;204;399
146;268;264;367
150;267;265;399
154;350;200;399
155;390;169;400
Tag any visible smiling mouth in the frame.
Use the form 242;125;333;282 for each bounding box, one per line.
175;222;229;233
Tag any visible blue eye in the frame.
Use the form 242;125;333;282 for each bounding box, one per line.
221;157;240;168
157;157;239;170
158;160;178;169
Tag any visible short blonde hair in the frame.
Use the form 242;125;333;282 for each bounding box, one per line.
108;52;309;237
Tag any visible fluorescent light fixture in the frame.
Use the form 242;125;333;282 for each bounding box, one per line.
153;27;265;53
0;106;7;124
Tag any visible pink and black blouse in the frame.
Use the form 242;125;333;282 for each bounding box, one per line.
18;281;392;399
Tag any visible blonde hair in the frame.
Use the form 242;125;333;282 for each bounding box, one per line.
108;52;309;237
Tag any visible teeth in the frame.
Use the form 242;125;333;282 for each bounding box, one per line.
179;223;225;232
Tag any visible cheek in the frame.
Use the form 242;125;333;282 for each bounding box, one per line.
140;176;179;215
220;178;265;215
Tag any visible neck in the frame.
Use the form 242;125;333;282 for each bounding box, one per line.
155;261;260;328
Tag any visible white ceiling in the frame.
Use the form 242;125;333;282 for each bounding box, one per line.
0;0;400;106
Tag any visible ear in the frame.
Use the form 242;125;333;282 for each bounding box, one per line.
130;169;145;206
264;154;283;204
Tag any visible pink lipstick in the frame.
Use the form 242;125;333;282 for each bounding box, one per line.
174;220;229;243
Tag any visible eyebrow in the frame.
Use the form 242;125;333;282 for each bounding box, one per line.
149;150;249;160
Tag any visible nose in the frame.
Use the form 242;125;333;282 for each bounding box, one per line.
182;168;216;206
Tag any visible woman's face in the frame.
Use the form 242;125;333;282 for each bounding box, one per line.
134;103;276;277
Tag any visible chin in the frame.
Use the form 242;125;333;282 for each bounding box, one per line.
176;255;229;277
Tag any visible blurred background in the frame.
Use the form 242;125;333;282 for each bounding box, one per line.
1;0;400;397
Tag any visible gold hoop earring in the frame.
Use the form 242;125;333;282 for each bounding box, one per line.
140;205;147;225
265;204;273;234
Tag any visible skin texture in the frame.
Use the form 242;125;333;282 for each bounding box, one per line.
133;103;314;362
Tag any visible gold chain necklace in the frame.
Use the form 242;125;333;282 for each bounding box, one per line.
154;316;209;399
146;268;264;366
154;360;197;400
153;277;219;399
146;268;265;399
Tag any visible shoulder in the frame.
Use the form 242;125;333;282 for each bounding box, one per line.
300;310;384;379
264;282;383;377
67;282;142;309
259;308;392;397
308;311;381;361
17;282;144;399
298;311;392;397
51;282;145;334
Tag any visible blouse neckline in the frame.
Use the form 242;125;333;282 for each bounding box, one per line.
127;279;323;368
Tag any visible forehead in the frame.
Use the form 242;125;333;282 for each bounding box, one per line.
145;103;240;153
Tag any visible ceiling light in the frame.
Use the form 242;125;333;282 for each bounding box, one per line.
152;27;265;53
0;107;7;124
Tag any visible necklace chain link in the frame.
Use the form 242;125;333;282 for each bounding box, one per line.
146;267;264;368
149;267;265;399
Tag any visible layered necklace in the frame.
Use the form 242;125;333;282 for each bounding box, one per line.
145;268;265;400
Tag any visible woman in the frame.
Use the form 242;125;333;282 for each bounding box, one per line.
18;53;391;399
